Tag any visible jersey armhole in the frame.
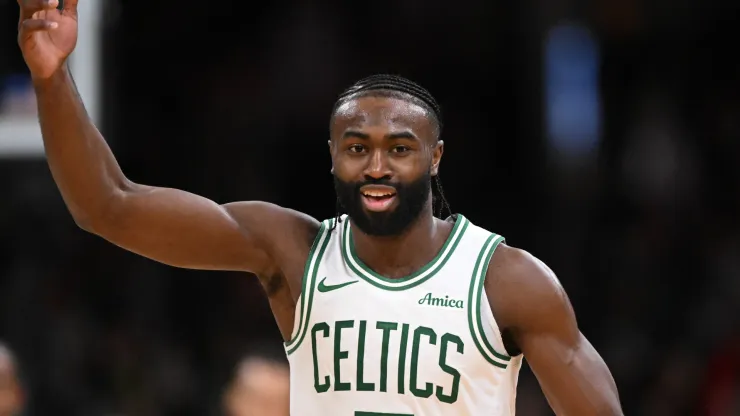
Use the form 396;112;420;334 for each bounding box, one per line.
467;233;512;368
284;218;333;355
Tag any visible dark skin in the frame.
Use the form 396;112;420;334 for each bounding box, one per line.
18;1;623;414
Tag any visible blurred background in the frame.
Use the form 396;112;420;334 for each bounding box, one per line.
1;0;740;415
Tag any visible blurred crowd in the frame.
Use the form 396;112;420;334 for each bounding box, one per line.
1;1;739;415
0;339;290;416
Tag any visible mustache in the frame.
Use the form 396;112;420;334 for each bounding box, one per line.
352;177;399;188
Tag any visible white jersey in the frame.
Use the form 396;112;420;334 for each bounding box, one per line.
285;214;522;416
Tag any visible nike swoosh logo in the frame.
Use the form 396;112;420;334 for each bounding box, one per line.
317;277;358;293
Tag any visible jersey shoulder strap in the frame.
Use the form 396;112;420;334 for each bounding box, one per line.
284;217;335;355
460;217;513;368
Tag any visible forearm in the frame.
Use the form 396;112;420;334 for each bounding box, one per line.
34;66;129;228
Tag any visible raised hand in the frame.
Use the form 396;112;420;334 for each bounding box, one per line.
17;0;79;80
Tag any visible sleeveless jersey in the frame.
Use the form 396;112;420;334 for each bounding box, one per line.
284;214;522;416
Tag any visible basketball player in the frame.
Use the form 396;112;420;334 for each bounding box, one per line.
0;343;24;416
17;0;624;414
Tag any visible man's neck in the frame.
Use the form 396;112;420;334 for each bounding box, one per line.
350;209;453;279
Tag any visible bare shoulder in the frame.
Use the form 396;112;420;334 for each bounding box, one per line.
223;201;322;246
484;244;624;414
223;201;322;272
484;243;572;333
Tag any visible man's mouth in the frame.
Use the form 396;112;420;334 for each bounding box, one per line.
360;185;397;212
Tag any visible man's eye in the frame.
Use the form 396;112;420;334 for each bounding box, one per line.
348;144;365;153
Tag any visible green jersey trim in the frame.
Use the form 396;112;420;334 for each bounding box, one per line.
284;218;333;355
467;233;510;368
341;215;469;291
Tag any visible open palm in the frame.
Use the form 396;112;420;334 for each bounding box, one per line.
17;0;79;80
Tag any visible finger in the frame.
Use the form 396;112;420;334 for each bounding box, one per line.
18;0;59;21
63;0;79;12
18;0;60;11
20;18;59;32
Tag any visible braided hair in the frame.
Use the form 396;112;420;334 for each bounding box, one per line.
330;74;452;230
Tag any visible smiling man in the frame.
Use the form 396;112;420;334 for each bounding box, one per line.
17;0;623;414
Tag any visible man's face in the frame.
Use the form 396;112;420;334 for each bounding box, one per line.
225;359;289;416
330;95;443;236
0;353;22;416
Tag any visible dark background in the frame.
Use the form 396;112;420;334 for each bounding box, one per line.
1;0;739;414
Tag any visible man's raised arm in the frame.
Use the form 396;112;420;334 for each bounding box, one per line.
18;0;317;274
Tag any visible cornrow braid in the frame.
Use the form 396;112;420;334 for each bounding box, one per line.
332;74;443;132
329;74;451;231
433;174;453;219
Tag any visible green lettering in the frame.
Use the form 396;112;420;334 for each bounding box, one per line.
356;320;375;391
437;333;464;404
397;323;410;394
410;326;437;398
418;293;465;308
376;321;398;393
334;320;354;391
311;322;331;393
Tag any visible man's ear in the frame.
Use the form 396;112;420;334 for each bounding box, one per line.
431;140;444;176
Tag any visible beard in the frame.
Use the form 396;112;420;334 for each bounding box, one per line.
334;172;432;237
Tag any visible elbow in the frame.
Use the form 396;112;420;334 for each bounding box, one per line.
73;214;95;233
62;200;98;233
70;187;129;235
70;205;106;234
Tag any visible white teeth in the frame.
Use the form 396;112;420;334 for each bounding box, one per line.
363;191;393;197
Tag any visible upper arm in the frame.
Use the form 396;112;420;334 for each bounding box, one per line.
87;181;319;274
486;245;623;415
